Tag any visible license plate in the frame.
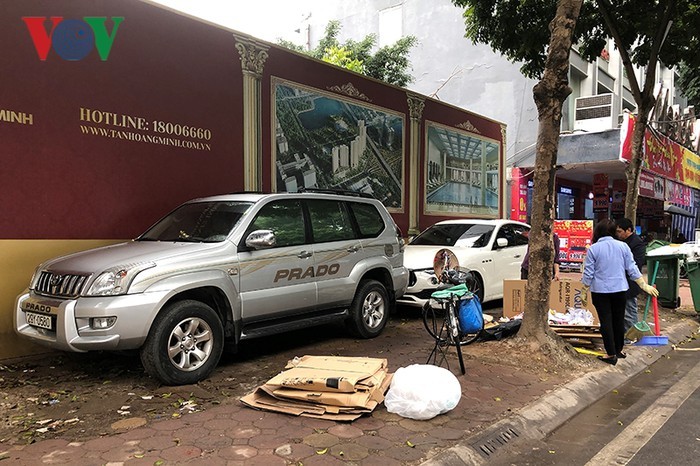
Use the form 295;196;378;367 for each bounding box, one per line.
26;312;53;330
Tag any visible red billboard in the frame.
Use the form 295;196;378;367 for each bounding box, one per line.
554;220;593;264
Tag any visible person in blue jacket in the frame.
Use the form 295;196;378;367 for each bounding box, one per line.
581;219;658;365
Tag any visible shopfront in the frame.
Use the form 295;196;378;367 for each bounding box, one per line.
512;116;700;244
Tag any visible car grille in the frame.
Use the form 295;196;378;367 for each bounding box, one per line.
35;271;88;298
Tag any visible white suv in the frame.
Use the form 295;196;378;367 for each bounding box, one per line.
15;191;408;385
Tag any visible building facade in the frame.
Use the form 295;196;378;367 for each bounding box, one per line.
303;0;699;242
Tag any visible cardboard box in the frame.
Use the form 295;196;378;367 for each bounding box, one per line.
503;279;599;325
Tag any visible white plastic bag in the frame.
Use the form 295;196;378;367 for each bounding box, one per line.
384;364;461;420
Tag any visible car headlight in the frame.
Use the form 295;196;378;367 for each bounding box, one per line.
86;262;156;296
28;266;42;290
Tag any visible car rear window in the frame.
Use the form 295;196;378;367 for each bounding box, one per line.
348;202;385;238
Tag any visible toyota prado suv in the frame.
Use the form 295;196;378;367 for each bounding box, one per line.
15;191;408;385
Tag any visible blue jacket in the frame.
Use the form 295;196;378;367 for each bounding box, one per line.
582;236;642;293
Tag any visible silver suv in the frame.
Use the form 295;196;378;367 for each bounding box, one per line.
15;191;408;385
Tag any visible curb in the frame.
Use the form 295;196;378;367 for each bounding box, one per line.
421;320;699;466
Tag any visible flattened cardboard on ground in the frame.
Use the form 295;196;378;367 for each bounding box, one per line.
503;279;600;325
240;387;365;421
268;372;393;409
268;355;388;393
240;356;393;421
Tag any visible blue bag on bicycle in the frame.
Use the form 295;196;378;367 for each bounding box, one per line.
458;295;483;334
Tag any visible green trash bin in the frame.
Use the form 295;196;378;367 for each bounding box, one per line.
686;260;700;313
646;239;670;254
645;253;684;308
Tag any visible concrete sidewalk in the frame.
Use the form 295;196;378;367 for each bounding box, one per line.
2;282;697;465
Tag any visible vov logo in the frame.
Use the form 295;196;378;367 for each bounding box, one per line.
22;16;124;61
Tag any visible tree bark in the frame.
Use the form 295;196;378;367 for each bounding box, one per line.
519;0;582;360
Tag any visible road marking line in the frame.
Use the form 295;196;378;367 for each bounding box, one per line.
585;359;700;465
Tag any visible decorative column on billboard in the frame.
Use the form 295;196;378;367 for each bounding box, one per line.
235;35;268;191
407;93;425;235
592;173;609;213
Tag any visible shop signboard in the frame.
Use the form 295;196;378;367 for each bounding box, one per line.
592;173;609;212
665;179;692;206
620;113;700;190
638;171;655;198
554;219;593;266
510;167;528;222
611;179;626;215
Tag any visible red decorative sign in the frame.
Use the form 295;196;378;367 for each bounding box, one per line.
554;220;593;263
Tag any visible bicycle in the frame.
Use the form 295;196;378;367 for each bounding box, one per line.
422;250;482;375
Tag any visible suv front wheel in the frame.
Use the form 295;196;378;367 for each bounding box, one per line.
347;279;389;338
141;300;224;385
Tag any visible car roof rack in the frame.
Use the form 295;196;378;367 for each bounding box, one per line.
228;191;268;194
298;187;375;199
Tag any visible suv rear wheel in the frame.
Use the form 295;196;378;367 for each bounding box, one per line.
347;279;389;338
140;300;224;385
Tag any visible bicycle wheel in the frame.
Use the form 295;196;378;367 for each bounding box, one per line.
422;300;480;346
422;300;448;344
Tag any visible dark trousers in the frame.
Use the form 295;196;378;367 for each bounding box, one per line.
592;291;627;356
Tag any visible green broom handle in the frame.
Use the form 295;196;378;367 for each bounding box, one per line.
641;260;660;321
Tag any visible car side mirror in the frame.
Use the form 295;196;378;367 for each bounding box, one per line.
245;229;276;250
496;237;508;248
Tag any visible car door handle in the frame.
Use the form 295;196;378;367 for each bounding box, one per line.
297;251;312;259
514;254;521;258
347;246;359;253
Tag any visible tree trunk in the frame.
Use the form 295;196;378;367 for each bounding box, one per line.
624;99;656;222
519;0;582;361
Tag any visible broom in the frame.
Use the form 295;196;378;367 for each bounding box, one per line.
625;260;659;341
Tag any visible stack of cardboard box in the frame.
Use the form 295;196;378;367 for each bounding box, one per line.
503;279;602;347
240;355;393;421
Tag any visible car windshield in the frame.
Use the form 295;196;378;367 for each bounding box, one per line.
410;223;494;248
139;201;253;243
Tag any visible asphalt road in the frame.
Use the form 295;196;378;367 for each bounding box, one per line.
485;333;700;465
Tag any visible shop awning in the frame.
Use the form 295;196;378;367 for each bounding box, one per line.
664;204;695;218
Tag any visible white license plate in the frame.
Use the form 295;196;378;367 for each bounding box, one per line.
26;312;53;330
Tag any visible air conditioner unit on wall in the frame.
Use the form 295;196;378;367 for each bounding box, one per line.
574;93;614;132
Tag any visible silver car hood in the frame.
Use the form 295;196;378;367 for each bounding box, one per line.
40;241;228;274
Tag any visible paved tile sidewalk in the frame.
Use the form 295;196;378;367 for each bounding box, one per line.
2;276;696;465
